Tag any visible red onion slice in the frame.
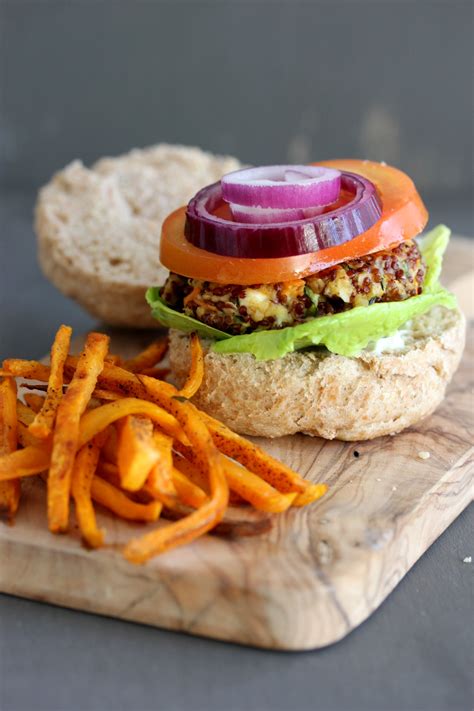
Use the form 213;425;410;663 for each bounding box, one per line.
229;203;325;224
221;165;341;209
184;172;382;259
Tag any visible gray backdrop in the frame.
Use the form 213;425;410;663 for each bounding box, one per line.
1;0;473;203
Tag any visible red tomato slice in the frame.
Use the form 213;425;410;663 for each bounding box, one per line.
159;160;428;285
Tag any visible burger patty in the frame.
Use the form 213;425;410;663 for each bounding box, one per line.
162;240;426;336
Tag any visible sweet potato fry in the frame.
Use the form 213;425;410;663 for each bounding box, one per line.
172;452;210;492
178;334;204;398
71;434;106;548
96;459;182;510
146;431;176;503
101;426;118;464
78;398;186;449
2;359;52;382
91;476;161;522
29;325;71;440
48;332;109;533
117;415;159;491
172;450;247;505
136;367;171;379
17;422;42;448
198;411;309;494
0;378;20;520
292;483;328;506
0;380;17;452
91;389;122;402
124;396;228;564
218;457;297;513
174;443;297;513
23;392;46;413
93;362;177;401
123;338;168;373
16;401;36;426
96;460;121;486
3;355;80;383
169;467;208;509
105;354;123;366
0;444;51;480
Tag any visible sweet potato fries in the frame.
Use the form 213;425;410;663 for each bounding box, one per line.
0;325;327;563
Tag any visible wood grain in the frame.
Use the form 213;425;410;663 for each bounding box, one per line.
0;239;472;650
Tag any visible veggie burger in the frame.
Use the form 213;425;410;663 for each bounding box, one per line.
147;160;465;440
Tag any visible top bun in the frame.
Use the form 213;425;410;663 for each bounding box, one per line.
35;144;241;328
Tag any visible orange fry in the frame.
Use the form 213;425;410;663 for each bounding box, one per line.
292;483;328;506
173;452;209;492
17;422;42;448
3;355;80;383
172;450;241;509
71;434;106;548
146;431;176;502
78;398;186;449
101;426;118;464
169;467;208;509
117;416;159;491
0;378;20;520
178;334;204;399
105;354;123;366
48;332;109;533
2;359;52;382
91;476;161;522
0;444;51;481
29;324;71;440
96;460;121;486
23;393;46;413
98;457;205;511
93;362;176;402
124;396;228;564
16;401;37;426
219;457;297;513
175;444;296;513
91;389;122;402
173;453;252;506
123;338;168;373
198;411;309;494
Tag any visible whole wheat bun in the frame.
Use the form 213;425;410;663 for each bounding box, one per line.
35;144;241;328
168;306;465;440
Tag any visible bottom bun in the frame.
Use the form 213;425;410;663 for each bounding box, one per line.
168;306;465;440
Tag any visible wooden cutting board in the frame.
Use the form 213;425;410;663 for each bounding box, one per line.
1;239;473;651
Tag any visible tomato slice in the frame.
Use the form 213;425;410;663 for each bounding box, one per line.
159;160;428;285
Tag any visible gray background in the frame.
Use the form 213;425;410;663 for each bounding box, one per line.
1;0;473;200
0;2;473;710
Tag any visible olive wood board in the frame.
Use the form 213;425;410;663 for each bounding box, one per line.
1;238;473;651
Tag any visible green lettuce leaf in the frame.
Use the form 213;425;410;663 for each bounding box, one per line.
213;287;455;359
146;287;231;341
147;225;457;360
419;223;451;289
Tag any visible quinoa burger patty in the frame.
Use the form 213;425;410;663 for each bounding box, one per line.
162;240;426;335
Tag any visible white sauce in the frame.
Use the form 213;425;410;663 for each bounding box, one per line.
366;330;408;356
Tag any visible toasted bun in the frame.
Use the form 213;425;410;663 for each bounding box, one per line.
35;144;241;327
169;306;465;440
